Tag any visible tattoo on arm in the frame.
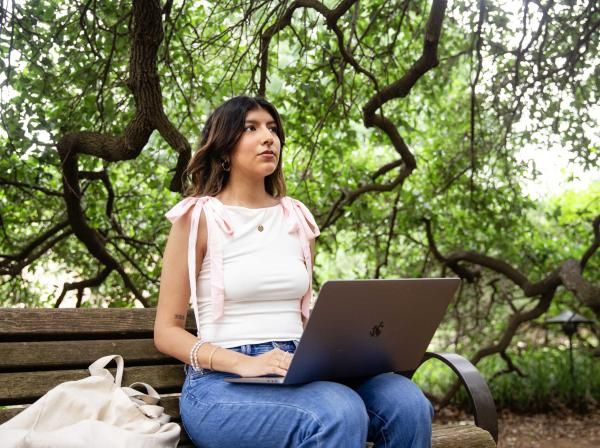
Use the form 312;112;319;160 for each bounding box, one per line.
174;314;185;321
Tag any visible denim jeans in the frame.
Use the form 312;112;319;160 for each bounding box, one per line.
180;340;433;448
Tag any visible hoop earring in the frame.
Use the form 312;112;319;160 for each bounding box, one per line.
221;159;230;172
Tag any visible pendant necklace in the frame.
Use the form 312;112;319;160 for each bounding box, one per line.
257;207;268;232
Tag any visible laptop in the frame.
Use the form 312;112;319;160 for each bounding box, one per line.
224;278;460;385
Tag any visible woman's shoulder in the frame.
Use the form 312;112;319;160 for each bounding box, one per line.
280;195;310;208
280;196;320;237
164;195;220;223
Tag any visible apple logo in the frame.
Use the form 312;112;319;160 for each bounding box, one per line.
370;321;384;337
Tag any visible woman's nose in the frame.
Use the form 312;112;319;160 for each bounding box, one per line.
261;127;274;144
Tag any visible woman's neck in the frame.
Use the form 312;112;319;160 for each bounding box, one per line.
217;182;277;208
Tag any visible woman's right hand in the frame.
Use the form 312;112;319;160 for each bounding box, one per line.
235;348;293;377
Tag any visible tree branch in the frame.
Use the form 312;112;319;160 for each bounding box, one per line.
54;266;112;308
258;0;359;96
55;0;188;307
321;0;447;230
0;221;72;275
0;178;63;197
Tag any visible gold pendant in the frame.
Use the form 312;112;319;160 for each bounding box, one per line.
258;225;264;232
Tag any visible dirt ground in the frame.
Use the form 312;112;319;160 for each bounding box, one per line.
435;406;600;448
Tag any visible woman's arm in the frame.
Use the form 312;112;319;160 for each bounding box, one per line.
153;210;291;376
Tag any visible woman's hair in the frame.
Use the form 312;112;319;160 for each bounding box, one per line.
184;96;286;197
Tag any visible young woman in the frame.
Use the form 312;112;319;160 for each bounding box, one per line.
154;96;433;447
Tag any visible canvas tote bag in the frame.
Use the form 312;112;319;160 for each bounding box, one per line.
0;355;181;448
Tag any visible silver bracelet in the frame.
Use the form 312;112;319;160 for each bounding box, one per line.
190;338;208;372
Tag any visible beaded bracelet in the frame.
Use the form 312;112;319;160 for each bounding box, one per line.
189;338;208;372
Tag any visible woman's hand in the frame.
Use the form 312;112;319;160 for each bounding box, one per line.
235;348;293;377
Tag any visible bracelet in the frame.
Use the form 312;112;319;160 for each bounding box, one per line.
189;339;208;372
208;346;219;371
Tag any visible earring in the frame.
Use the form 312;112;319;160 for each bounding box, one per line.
221;159;230;172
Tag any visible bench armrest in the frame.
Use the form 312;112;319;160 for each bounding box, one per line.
415;352;498;443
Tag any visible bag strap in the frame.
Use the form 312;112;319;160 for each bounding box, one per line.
122;381;160;405
124;382;171;423
88;354;124;386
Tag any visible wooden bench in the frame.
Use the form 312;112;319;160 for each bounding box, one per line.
0;308;497;447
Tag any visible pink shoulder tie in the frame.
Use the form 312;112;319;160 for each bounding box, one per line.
165;196;234;331
280;197;320;319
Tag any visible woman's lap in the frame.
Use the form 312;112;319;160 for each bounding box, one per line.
181;371;369;448
180;341;432;447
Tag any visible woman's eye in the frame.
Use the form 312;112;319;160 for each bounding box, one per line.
243;125;277;133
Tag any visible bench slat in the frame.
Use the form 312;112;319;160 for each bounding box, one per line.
431;424;495;447
0;308;195;338
158;394;182;421
0;340;172;371
0;365;185;404
0;406;22;424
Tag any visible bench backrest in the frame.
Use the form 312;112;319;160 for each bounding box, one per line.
0;308;194;424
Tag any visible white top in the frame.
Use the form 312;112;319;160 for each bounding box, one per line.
195;204;308;347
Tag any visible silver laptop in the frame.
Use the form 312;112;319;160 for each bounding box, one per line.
225;278;459;385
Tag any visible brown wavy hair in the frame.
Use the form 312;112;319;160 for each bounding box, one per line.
184;96;287;197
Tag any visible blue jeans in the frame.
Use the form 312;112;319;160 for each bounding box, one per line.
180;340;433;448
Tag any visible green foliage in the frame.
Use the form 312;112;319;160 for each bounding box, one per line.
415;347;600;412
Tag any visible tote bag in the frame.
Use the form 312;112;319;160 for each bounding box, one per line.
0;354;181;448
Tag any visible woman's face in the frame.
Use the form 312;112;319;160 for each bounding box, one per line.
229;107;281;181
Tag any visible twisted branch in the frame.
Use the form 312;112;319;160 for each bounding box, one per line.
423;214;599;403
55;0;188;307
